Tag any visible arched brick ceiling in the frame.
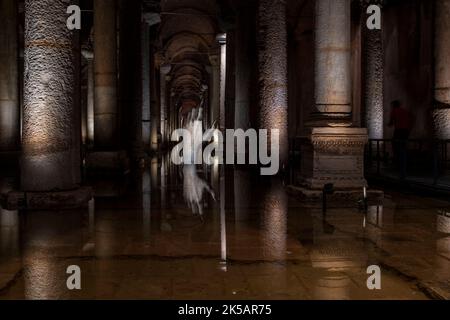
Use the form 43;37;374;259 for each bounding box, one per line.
159;0;221;111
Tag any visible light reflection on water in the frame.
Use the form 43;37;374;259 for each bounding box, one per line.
1;162;450;299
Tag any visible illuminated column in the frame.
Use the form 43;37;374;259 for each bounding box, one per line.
313;0;352;121
142;20;151;150
363;1;384;140
94;0;118;149
299;0;368;192
82;50;95;145
160;63;171;145
0;0;20;151
258;0;289;166
150;57;159;152
217;34;227;132
22;0;79;191
433;0;450;139
261;181;287;260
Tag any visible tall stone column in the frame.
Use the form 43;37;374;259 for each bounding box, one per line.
217;34;227;132
5;0;92;210
82;50;94;146
160;63;171;145
94;0;118;150
258;0;289;166
208;55;220;128
363;1;384;139
297;0;369;194
433;0;450;139
141;20;151;150
235;4;252;131
0;0;19;152
119;0;143;161
150;57;159;152
313;0;352;122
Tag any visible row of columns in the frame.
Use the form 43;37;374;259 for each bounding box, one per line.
2;0;450;202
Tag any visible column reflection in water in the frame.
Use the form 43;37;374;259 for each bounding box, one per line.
82;198;95;252
151;156;160;206
220;164;227;269
142;167;151;241
0;208;19;259
234;170;251;239
161;154;172;232
310;207;368;299
436;210;450;281
261;180;287;261
23;211;84;299
365;205;384;247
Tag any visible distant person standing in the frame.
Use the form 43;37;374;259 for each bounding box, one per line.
388;100;414;178
388;100;413;140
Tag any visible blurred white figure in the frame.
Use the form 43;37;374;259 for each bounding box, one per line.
181;102;216;216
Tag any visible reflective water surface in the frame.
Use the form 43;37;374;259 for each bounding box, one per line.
1;157;450;300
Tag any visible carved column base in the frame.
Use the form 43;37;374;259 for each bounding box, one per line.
1;187;93;211
300;127;369;190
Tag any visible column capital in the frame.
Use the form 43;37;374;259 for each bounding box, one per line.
82;49;94;61
142;12;161;26
216;33;227;45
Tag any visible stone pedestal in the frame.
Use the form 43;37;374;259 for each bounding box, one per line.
1;187;93;211
300;127;368;190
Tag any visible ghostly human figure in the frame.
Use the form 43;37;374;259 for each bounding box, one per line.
181;102;216;215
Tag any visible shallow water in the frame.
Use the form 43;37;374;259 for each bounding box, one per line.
1;158;449;300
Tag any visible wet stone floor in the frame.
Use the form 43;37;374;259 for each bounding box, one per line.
1;163;450;300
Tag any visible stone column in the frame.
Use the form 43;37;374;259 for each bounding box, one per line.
217;34;227;132
258;0;289;166
0;0;19;152
160;63;171;145
235;4;252;131
9;0;91;209
208;55;220;128
82;50;94;146
94;0;118;150
119;0;143;161
150;56;159;152
363;1;384;139
313;0;352;122
433;0;450;139
141;20;151;150
297;0;369;194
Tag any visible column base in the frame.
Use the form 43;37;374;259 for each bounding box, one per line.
85;150;130;174
432;106;450;139
0;186;93;211
299;127;369;190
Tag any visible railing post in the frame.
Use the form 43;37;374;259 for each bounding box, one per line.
433;140;440;185
377;140;381;175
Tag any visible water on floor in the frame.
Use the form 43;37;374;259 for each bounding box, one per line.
1;156;450;300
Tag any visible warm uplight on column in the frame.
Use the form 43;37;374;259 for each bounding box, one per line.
433;0;450;139
258;0;289;166
314;0;352;119
22;0;78;191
